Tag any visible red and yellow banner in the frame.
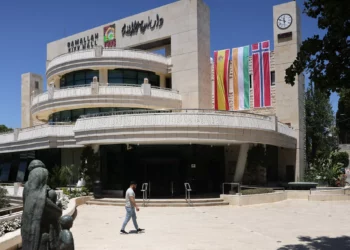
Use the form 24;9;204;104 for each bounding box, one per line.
214;49;230;110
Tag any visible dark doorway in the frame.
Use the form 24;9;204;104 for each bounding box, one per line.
286;165;295;182
142;158;180;197
100;144;225;198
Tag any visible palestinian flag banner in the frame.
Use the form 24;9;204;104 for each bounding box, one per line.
214;49;230;110
251;40;271;108
232;46;250;110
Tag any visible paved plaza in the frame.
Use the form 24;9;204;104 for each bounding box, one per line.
71;200;350;250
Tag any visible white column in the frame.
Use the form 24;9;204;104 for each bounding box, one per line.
233;144;250;183
159;74;166;88
99;68;108;85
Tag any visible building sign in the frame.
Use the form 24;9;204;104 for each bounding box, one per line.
122;14;164;37
67;33;99;53
104;24;116;48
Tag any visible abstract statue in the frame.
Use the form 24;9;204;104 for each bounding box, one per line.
21;160;75;250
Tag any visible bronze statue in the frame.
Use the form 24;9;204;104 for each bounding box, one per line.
21;160;74;250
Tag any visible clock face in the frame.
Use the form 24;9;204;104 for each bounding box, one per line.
277;14;292;29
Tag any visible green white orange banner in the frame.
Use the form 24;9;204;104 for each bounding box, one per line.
214;49;230;110
232;46;250;110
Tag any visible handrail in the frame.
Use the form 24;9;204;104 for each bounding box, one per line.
48;47;169;66
141;183;149;207
184;183;192;206
79;108;273;120
31;83;180;104
222;183;241;195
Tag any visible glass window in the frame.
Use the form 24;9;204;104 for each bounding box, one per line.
86;70;98;80
72;109;84;121
124;78;137;84
149;74;160;87
85;108;99;115
100;108;113;113
109;78;123;85
75;71;85;80
271;71;275;86
124;70;137;79
108;70;123;78
138;71;149;85
60;110;71;122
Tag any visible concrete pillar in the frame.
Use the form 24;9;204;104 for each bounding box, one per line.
159;74;166;88
165;45;171;57
99;68;108;85
234;144;250;183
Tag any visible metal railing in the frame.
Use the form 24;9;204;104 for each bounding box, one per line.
222;183;241;195
79;108;273;119
141;183;149;207
184;183;192;206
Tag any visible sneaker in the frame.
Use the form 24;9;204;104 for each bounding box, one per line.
137;228;145;233
120;230;128;234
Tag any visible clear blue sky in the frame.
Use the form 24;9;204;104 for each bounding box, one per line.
0;0;338;128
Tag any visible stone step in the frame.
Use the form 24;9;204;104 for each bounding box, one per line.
86;200;229;207
9;199;23;205
308;194;350;202
90;198;225;204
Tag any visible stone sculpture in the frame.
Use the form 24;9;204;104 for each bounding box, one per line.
21;160;75;250
58;215;75;250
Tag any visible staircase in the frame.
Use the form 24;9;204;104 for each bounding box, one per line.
308;188;350;201
8;196;23;206
86;198;229;207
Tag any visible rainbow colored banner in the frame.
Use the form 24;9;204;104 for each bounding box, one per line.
232;46;250;110
214;49;230;110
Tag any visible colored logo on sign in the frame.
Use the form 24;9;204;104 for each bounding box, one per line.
104;24;116;48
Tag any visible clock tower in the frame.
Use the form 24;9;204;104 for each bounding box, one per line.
273;1;306;181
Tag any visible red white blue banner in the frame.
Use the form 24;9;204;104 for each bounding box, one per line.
251;40;271;108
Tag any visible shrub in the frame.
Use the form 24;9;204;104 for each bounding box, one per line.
0;217;21;237
332;151;349;169
62;187;90;199
305;152;344;186
241;188;274;195
0;186;10;209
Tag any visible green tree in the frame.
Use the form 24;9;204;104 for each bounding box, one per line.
336;89;350;143
0;125;13;133
285;0;350;92
305;84;337;165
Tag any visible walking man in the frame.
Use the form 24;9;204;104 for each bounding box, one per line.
120;181;144;234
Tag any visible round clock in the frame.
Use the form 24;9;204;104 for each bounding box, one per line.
277;14;292;29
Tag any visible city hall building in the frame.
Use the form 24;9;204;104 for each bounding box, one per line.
0;0;305;197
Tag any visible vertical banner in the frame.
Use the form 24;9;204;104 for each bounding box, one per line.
232;46;250;110
251;40;271;108
214;49;230;110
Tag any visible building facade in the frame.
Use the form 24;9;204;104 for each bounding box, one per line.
0;0;305;196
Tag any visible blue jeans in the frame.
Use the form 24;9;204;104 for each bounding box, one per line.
121;207;139;230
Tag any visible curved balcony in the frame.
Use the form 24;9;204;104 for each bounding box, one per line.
0;124;79;153
73;109;297;148
31;84;182;121
0;110;297;153
46;48;171;79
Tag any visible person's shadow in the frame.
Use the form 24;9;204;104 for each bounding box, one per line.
128;230;145;234
278;236;350;250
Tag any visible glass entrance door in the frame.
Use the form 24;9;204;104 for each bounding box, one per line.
143;158;180;198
